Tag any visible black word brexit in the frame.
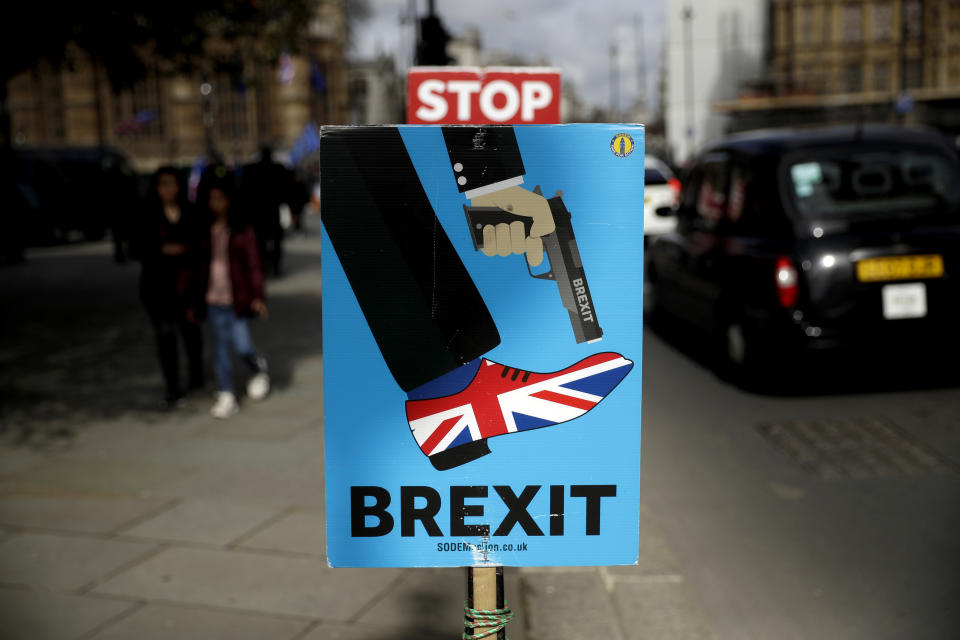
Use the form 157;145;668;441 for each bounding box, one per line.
350;484;616;538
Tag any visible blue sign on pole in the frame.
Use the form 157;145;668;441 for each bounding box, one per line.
321;124;644;567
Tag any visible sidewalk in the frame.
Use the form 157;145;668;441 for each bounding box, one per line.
0;225;713;639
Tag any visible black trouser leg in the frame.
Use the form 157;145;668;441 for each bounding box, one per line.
181;320;204;389
271;233;283;274
154;320;181;399
321;127;500;392
256;232;269;276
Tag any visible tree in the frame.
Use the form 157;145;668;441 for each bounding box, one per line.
0;0;330;146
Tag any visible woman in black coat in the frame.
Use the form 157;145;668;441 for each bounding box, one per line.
131;167;206;406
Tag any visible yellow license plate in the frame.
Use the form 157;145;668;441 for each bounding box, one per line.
856;254;944;282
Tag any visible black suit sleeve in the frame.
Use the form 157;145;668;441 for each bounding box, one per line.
442;127;525;194
320;126;500;391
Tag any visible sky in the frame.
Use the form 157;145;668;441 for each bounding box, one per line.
351;0;667;114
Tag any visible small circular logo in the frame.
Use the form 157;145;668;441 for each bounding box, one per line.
610;133;635;158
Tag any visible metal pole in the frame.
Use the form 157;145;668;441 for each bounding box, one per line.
682;6;694;161
634;14;647;115
201;76;215;160
610;44;619;122
897;0;907;123
91;57;105;148
466;566;505;639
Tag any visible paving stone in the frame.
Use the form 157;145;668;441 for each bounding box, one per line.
0;492;172;534
73;416;214;459
0;587;135;640
0;450;46;477
352;566;529;640
93;546;401;620
299;621;454;640
237;509;325;556
120;499;281;546
156;463;325;509
757;416;956;479
611;579;717;639
88;603;309;640
354;568;461;634
0;532;157;590
522;570;622;640
607;511;682;578
5;458;194;494
204;414;316;442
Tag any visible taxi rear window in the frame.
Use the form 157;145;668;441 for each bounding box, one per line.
785;147;960;218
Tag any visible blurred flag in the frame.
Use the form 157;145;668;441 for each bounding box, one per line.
290;122;321;167
187;156;205;203
114;110;155;136
277;53;296;86
310;60;327;94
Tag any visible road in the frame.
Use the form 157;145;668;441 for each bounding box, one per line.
1;223;958;639
641;302;960;639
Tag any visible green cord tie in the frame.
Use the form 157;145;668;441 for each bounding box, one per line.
462;599;514;639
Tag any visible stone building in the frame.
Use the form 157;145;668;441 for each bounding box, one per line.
714;0;960;137
5;0;349;171
347;55;403;125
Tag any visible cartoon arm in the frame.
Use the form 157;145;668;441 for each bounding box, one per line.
442;127;555;267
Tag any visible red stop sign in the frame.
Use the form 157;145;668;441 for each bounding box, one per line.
407;67;562;125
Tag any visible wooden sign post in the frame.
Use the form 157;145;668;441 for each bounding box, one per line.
466;566;507;639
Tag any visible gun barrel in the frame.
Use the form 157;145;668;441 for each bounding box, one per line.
542;196;602;344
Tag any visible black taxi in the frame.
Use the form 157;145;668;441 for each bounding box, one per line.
647;125;960;382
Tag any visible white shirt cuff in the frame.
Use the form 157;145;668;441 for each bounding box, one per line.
465;176;524;200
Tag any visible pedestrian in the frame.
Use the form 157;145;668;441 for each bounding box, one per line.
241;145;291;276
131;167;205;407
200;174;270;419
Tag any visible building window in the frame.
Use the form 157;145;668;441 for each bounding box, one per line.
39;71;66;141
822;5;833;43
951;62;960;86
216;76;250;142
904;58;924;88
844;62;863;92
797;65;813;91
873;60;891;91
873;2;893;40
801;5;813;44
842;4;862;42
904;0;923;39
950;4;960;32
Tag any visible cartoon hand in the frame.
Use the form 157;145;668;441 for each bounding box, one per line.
470;186;555;267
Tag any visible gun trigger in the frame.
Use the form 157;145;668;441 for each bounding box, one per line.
525;256;555;281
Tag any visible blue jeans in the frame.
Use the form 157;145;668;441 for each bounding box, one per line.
208;304;261;393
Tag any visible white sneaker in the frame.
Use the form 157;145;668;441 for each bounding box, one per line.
247;372;270;401
210;391;239;419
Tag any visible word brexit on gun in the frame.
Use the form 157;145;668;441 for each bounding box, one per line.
321;122;644;568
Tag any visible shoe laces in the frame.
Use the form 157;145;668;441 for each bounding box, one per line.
499;365;532;383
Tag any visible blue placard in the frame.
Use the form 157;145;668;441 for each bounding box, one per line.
322;124;644;567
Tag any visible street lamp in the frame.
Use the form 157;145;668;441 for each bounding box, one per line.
610;44;620;122
682;5;694;161
200;78;216;159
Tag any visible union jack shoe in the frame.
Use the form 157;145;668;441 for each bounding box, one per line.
406;352;633;470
